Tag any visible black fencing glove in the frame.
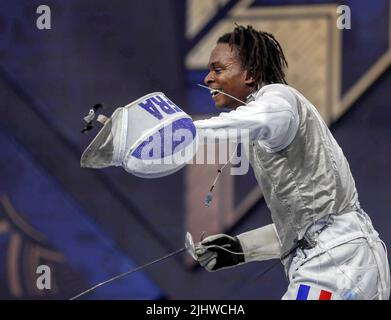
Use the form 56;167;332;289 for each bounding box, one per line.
195;234;245;272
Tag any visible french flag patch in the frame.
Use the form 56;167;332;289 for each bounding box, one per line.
296;284;333;300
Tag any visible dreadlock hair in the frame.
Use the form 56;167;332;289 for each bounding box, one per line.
217;25;288;86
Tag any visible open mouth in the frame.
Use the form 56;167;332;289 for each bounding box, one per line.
210;88;223;98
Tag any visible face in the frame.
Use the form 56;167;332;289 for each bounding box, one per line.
204;43;255;110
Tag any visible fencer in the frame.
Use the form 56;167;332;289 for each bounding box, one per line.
192;24;390;300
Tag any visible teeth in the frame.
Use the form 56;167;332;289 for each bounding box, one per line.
210;89;222;97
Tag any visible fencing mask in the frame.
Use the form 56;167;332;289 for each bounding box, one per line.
80;92;198;178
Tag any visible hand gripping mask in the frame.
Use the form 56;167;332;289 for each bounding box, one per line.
80;92;198;178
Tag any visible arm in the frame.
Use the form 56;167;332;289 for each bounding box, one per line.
195;223;282;272
194;85;299;152
236;223;282;262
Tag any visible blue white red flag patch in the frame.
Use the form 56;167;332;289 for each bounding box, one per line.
296;284;333;300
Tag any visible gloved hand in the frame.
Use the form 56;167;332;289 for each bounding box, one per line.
195;234;245;272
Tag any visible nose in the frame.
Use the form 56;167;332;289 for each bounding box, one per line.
204;71;214;86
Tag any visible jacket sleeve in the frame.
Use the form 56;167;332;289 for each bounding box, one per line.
236;223;282;262
193;84;299;152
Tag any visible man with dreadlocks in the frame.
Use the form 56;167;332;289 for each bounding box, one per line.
193;25;390;300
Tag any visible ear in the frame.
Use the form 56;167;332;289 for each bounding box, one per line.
244;70;256;87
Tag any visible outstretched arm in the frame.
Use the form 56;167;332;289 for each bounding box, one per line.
194;85;299;152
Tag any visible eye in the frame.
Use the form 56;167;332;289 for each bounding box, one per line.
214;68;222;74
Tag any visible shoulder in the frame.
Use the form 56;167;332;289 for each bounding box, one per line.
251;84;299;113
255;84;298;106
